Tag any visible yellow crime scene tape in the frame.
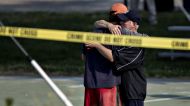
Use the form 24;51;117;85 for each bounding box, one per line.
0;26;190;50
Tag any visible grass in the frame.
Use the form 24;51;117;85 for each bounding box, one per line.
0;11;190;77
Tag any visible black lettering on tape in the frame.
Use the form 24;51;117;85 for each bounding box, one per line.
126;38;142;46
67;33;83;40
86;35;102;42
172;41;188;48
113;37;123;43
20;28;38;37
0;27;6;34
8;27;19;35
104;36;111;42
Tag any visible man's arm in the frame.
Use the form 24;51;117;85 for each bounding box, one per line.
94;20;121;35
96;44;113;62
94;20;111;28
85;42;113;62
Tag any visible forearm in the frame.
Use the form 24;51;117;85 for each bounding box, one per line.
94;20;121;35
85;42;113;62
96;45;114;62
94;20;110;28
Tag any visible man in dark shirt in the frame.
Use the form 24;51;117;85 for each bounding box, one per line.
82;28;120;106
93;10;147;106
82;3;128;106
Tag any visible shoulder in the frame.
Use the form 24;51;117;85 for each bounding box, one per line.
120;28;149;37
136;32;149;37
93;28;110;33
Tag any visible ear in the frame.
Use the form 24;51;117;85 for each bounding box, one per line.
135;23;139;30
131;21;135;27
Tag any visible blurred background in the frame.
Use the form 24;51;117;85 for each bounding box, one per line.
0;0;190;106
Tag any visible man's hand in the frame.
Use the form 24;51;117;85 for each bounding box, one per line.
107;23;122;35
94;20;121;35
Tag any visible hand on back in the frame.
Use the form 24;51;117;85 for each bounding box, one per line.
107;23;122;35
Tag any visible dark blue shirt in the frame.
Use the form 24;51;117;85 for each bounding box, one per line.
82;28;121;88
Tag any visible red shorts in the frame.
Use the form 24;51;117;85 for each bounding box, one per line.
84;86;118;106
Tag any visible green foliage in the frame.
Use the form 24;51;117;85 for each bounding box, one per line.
5;98;14;106
0;11;189;77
